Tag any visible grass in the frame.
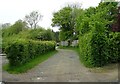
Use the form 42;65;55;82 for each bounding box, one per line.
3;50;58;74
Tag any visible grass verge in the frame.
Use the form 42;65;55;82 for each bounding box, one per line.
3;50;58;74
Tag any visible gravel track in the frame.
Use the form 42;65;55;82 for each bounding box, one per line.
2;49;118;82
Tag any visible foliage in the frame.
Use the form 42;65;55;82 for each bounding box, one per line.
79;32;93;67
3;50;57;74
52;7;72;29
59;28;72;41
2;20;27;37
52;6;81;41
54;31;60;42
1;23;11;29
2;20;28;52
5;39;56;67
107;32;120;62
28;28;55;41
59;31;63;41
77;2;119;67
2;26;55;53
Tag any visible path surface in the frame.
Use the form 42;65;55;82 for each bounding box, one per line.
2;49;118;82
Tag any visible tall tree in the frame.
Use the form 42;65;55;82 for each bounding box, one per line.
24;11;43;29
52;7;72;41
52;5;82;41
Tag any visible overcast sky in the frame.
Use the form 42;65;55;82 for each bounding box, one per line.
0;0;101;31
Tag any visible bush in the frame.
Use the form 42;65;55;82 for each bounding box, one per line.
5;39;56;66
79;27;120;67
2;28;55;53
90;28;108;67
107;32;120;63
78;2;119;67
79;32;93;67
28;28;55;41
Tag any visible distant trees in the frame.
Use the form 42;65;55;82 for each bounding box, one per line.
52;6;72;41
29;28;55;41
1;23;11;29
51;4;81;41
2;20;27;37
24;11;43;29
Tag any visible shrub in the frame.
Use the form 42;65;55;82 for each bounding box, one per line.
28;28;55;41
5;39;56;66
107;32;120;63
79;31;93;67
78;2;119;67
90;27;108;67
2;28;55;53
79;27;120;67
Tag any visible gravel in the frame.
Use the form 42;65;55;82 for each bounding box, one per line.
2;49;118;82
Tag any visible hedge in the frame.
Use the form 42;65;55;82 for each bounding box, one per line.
90;27;108;67
79;27;108;67
79;31;120;67
107;32;120;63
79;31;93;67
78;2;119;67
5;39;56;66
79;24;120;67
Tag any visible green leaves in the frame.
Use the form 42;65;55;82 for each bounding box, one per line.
5;39;56;67
52;7;72;28
78;2;119;67
52;6;81;41
2;20;27;37
28;28;55;41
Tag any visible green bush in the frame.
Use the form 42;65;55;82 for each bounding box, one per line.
107;32;120;63
28;28;55;41
79;27;119;67
2;28;55;53
78;2;119;67
90;27;108;67
79;32;93;67
5;39;56;66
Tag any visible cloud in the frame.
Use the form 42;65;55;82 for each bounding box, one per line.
0;0;101;31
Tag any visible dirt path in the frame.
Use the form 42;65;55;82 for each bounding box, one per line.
2;49;118;82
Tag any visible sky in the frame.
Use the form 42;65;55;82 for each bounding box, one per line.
0;0;102;31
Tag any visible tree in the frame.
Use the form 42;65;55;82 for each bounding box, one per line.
29;28;55;41
52;4;82;41
52;7;72;30
24;11;43;29
52;6;73;41
11;20;28;34
54;31;59;42
1;23;11;29
70;4;83;40
2;20;27;37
